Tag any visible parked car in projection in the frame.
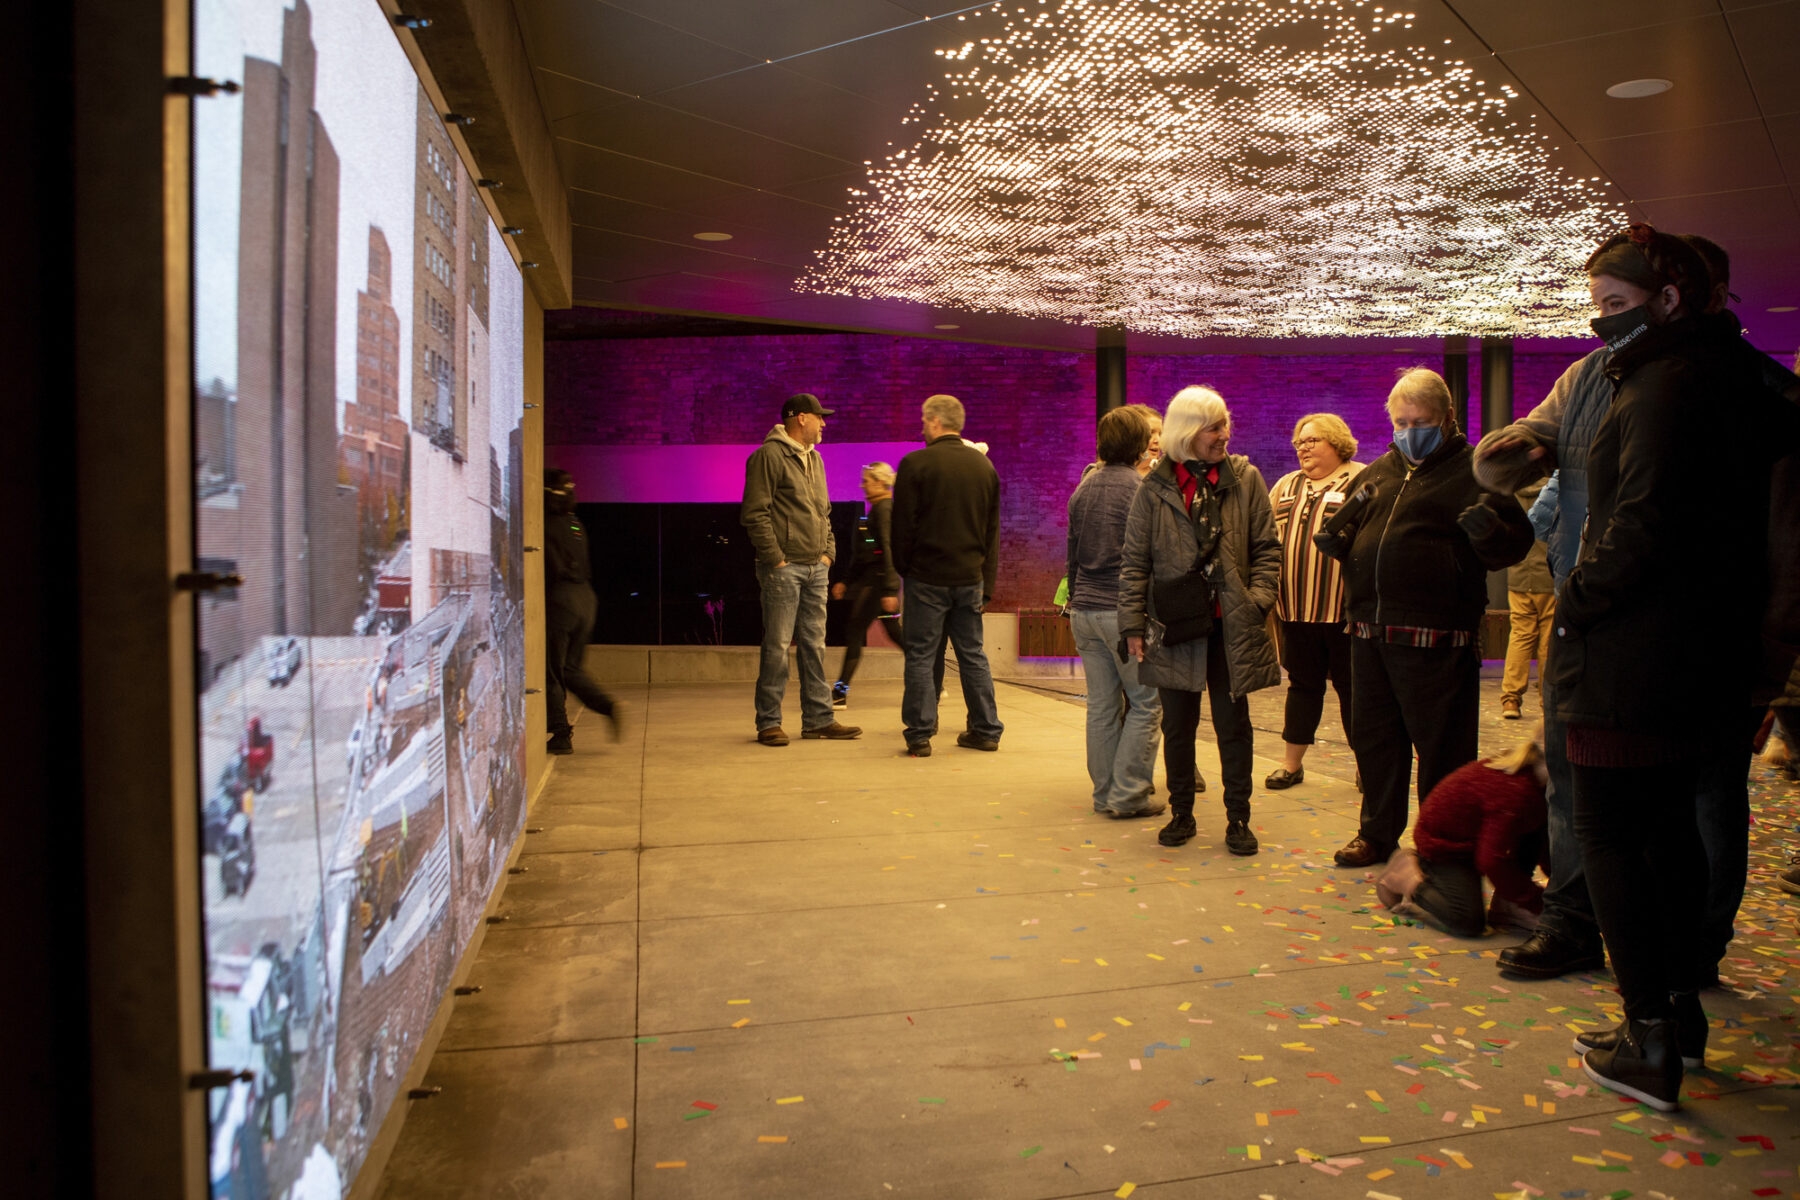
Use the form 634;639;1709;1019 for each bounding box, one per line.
266;637;302;687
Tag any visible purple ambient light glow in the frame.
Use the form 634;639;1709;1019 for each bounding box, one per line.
549;443;927;504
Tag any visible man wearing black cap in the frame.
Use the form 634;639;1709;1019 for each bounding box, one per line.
741;394;861;745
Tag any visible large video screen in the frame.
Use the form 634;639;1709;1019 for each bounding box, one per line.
191;1;527;1194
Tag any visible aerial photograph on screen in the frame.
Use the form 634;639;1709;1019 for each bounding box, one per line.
191;0;526;1194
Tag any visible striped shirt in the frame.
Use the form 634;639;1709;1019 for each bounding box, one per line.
1269;462;1362;624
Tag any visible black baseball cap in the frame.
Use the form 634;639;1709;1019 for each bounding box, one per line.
781;393;835;419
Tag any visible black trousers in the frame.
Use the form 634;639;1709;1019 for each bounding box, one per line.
1159;628;1253;820
1572;759;1708;1019
1413;858;1487;938
1279;620;1354;746
547;586;613;735
835;579;901;689
1350;638;1479;849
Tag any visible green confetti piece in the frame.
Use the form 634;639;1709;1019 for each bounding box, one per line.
918;1098;946;1104
682;1111;709;1120
1020;1145;1042;1159
1370;1102;1389;1113
634;1037;658;1044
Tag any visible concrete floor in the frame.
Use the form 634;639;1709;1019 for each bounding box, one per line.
377;657;1800;1199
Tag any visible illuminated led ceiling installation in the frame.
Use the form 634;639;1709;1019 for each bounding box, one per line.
800;0;1627;338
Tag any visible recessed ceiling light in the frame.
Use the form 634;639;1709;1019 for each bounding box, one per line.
1769;305;1798;313
693;231;733;241
1606;78;1673;99
934;323;961;329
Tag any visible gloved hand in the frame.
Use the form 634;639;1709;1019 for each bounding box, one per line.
1456;499;1501;540
1311;530;1350;560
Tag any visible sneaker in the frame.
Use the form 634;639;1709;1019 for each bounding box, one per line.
831;681;849;710
906;740;932;757
757;727;790;747
1333;836;1391;868
802;721;862;740
1158;809;1197;846
1264;767;1304;790
1108;803;1167;820
1501;698;1522;720
547;731;574;756
1495;928;1605;979
1225;818;1259;856
1581;1018;1683;1111
956;731;999;752
1573;993;1706;1069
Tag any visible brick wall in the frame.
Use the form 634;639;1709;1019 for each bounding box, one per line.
548;331;1585;613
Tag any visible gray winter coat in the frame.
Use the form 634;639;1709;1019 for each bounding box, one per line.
1118;455;1283;697
741;425;837;568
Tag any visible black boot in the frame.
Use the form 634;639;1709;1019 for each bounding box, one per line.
547;730;574;755
1573;992;1707;1068
1158;804;1197;847
1581;1017;1683;1111
1496;928;1605;979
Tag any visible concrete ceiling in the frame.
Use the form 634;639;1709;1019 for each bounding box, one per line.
515;0;1800;356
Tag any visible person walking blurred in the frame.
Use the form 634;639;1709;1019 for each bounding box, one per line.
830;462;901;710
543;468;616;754
1499;479;1556;721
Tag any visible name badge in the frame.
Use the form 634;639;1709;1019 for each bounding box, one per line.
1324;491;1346;503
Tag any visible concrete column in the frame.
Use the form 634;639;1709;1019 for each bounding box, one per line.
1480;336;1514;435
1096;325;1126;418
1442;337;1469;434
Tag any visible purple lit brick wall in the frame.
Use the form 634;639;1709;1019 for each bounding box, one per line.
547;332;1584;613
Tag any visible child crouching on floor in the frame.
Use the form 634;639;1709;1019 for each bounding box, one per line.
1375;733;1550;937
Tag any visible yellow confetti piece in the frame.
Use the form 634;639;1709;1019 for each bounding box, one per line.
1543;1102;1556;1116
757;1136;788;1144
1054;1018;1067;1028
1447;1151;1472;1169
731;1018;750;1028
1089;1033;1107;1042
1095;958;1109;966
1254;1112;1269;1126
1617;1111;1641;1123
1524;1095;1537;1107
1115;1185;1136;1199
775;1096;804;1104
1114;1017;1133;1027
1572;1155;1604;1166
1602;1150;1632;1161
1252;1077;1277;1087
1365;1090;1384;1103
1361;1136;1391;1144
1368;1167;1395;1180
1146;953;1165;961
727;999;751;1005
1239;1054;1265;1061
613;1117;629;1130
1247;1145;1261;1161
1222;925;1235;932
655;1162;686;1169
1178;1002;1192;1012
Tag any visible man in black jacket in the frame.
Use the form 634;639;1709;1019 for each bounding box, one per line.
891;394;1003;757
1318;368;1532;869
544;469;616;754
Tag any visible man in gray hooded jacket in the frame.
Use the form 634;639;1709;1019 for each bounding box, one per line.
741;393;860;745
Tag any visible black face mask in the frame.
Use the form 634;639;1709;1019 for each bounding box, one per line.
1591;305;1652;355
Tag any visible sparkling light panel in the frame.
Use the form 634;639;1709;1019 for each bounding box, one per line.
799;0;1627;337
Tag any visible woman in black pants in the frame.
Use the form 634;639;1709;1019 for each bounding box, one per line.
1118;386;1282;855
831;463;901;709
1554;225;1799;1110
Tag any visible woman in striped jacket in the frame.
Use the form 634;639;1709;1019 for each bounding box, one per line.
1264;413;1363;790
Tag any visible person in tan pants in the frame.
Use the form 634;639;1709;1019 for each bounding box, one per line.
1501;480;1555;720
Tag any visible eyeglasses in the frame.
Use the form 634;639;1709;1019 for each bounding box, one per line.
1292;437;1324;450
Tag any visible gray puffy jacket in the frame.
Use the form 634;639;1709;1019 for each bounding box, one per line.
1118;455;1282;697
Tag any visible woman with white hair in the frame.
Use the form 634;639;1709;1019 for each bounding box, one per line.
1118;386;1282;854
1315;368;1532;870
830;462;901;708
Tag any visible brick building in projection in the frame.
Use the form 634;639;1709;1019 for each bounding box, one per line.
340;226;408;553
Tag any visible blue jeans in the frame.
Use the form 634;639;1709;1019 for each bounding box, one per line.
1070;609;1161;812
1537;679;1601;948
901;580;1002;745
754;560;832;732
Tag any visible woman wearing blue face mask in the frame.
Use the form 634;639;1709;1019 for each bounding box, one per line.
1315;368;1533;873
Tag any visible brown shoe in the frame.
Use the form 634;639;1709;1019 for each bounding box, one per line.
757;727;790;746
1334;836;1391;868
1501;699;1522;720
802;721;862;740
